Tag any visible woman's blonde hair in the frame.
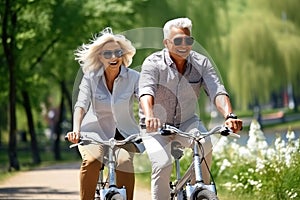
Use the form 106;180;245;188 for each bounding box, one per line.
74;27;136;74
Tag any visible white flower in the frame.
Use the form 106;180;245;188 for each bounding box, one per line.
248;168;254;173
256;157;265;171
238;146;253;160
286;130;295;140
266;148;276;160
247;120;267;152
219;158;232;173
213;136;229;155
258;141;268;150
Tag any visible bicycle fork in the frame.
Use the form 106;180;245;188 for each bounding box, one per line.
98;147;127;200
185;142;216;198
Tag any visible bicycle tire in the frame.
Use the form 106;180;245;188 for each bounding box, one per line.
193;189;219;200
105;191;124;200
172;189;187;200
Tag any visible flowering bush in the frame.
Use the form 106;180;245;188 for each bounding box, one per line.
213;120;300;200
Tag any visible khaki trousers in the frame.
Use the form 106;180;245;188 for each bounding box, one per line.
78;140;137;200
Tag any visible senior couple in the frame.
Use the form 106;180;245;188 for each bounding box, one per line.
66;17;243;200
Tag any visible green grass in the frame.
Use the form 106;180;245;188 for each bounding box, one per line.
263;119;300;130
217;190;254;200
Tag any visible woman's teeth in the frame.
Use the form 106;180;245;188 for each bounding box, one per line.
110;61;118;65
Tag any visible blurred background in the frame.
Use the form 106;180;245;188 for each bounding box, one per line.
1;0;299;175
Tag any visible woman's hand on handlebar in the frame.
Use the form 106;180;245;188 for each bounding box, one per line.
66;131;81;144
225;118;243;133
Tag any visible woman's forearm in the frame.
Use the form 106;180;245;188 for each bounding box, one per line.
73;107;85;132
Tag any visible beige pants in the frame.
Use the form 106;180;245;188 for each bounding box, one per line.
142;125;213;200
78;141;137;200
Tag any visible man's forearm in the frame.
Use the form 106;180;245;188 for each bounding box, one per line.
140;94;155;118
215;94;233;118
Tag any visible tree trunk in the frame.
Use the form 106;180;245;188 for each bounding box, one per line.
292;81;298;112
53;81;66;160
62;80;73;122
7;34;20;171
7;46;20;170
21;90;41;164
2;0;20;171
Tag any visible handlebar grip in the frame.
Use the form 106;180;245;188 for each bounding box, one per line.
64;135;69;141
160;129;173;136
134;138;143;144
220;127;230;136
140;124;146;129
220;128;240;138
65;134;82;143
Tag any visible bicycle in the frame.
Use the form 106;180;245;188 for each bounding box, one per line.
159;124;240;200
65;132;142;200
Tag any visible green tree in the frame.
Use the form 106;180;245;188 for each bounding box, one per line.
1;0;149;168
222;0;300;110
269;0;300;111
228;20;285;109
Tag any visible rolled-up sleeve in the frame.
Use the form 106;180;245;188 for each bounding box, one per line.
199;57;229;103
139;57;159;98
74;74;91;113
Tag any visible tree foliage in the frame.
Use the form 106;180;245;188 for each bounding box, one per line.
222;0;300;110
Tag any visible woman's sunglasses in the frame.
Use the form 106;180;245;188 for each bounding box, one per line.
173;36;194;46
101;49;123;59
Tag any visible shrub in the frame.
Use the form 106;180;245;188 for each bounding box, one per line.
213;120;300;200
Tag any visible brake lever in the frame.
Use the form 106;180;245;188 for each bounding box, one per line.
65;134;84;148
69;141;84;148
220;127;240;138
160;128;173;136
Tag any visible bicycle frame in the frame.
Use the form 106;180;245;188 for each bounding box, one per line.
170;141;216;199
161;124;239;200
67;133;141;200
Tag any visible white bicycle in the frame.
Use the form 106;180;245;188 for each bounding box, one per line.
160;124;240;200
66;133;142;200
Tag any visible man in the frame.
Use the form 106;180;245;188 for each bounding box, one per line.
139;17;243;200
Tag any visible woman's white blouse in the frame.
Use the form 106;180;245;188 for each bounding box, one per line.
74;66;144;151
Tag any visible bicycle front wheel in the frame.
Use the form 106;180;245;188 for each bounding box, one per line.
105;192;125;200
193;189;219;200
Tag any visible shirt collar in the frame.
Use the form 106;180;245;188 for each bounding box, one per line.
118;65;129;79
163;48;174;67
163;48;192;67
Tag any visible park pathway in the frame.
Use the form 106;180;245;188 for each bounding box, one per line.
0;162;151;200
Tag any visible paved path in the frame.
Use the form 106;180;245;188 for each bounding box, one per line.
0;162;151;200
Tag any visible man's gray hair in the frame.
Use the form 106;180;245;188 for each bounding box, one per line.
163;17;192;39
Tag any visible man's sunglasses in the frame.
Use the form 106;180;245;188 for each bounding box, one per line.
101;49;123;59
173;36;194;46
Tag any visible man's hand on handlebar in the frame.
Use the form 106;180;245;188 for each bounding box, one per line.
145;117;161;132
224;118;243;133
66;131;81;144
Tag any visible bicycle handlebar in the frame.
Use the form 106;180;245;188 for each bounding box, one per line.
160;124;240;140
65;132;142;149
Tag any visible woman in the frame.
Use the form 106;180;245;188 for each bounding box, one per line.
67;27;143;200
